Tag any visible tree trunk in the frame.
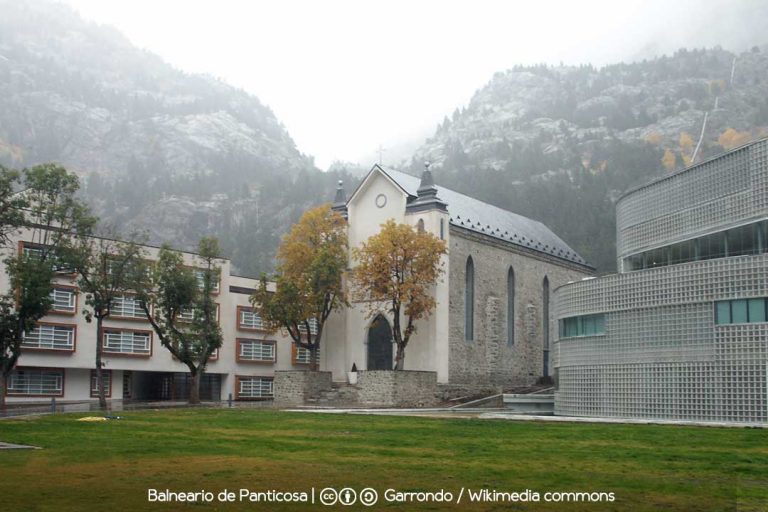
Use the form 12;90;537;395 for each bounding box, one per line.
0;372;7;409
394;343;406;371
309;345;319;372
189;371;201;405
95;316;107;410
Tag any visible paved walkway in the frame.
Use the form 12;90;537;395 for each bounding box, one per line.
285;407;768;429
0;442;39;450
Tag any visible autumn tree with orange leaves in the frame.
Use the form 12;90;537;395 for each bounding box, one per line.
252;205;347;371
351;220;447;371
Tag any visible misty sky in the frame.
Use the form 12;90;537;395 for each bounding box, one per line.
61;0;766;170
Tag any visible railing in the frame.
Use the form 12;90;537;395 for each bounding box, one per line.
50;288;76;313
239;310;264;330
103;331;151;355
239;341;275;361
22;325;74;350
111;296;146;319
238;378;274;398
7;370;63;396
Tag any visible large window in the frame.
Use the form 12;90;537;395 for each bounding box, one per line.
237;339;276;363
298;318;319;336
559;314;607;338
50;287;77;314
20;242;72;273
293;344;320;365
90;370;112;398
110;295;146;319
7;368;64;396
103;329;152;356
507;267;515;346
22;324;75;351
698;231;727;261
728;223;760;257
465;256;474;341
194;269;220;293
236;376;273;399
715;298;768;325
624;220;768;271
177;304;220;323
237;307;264;331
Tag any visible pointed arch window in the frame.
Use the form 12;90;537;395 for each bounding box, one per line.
507;267;515;346
417;219;425;233
465;256;474;341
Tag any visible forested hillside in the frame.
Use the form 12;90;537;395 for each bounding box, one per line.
0;0;348;275
406;46;768;271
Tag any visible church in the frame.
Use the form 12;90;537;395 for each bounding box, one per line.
320;165;594;394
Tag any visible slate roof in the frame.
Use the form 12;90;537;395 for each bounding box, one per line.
381;167;591;268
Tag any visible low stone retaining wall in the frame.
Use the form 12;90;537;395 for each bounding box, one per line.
274;371;332;406
357;370;438;407
437;384;502;402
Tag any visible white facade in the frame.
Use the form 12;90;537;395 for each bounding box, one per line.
5;230;306;403
323;166;593;388
323;168;452;382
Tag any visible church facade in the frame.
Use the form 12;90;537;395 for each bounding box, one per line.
321;165;594;392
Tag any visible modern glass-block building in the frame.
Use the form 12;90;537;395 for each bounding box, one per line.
553;138;768;424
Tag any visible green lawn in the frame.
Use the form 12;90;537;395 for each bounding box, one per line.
0;409;766;511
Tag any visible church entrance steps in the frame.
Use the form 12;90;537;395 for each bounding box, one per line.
306;382;360;407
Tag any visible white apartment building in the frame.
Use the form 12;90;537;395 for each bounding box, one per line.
5;230;313;404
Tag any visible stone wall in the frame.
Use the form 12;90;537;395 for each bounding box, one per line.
436;383;502;402
274;370;332;406
448;228;592;389
357;370;438;407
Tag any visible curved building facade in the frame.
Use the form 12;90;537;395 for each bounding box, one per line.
554;138;768;423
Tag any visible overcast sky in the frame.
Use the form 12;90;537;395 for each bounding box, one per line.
61;0;766;170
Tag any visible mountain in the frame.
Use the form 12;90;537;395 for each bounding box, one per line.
3;1;767;276
406;46;768;272
0;0;348;276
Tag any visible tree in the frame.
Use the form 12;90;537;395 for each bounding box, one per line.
718;128;751;150
0;256;55;405
0;163;95;407
132;237;222;404
0;165;27;246
679;132;694;160
68;230;145;409
661;148;677;171
350;220;446;370
251;205;347;371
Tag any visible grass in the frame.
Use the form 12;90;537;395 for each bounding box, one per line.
0;409;766;511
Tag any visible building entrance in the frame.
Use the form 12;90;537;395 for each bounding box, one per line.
367;315;393;370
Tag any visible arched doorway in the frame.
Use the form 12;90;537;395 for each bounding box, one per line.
367;314;393;370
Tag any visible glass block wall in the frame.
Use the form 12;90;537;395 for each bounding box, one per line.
616;138;768;269
554;139;768;424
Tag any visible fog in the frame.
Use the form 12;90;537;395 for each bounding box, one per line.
61;0;767;169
